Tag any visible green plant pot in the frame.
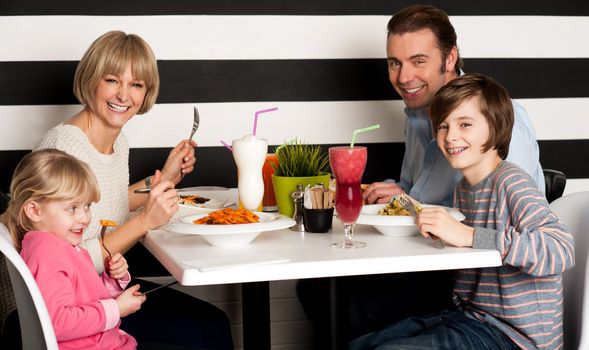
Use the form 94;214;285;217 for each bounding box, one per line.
272;174;331;217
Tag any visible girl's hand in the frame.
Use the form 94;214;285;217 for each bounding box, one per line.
106;252;129;280
139;172;178;230
160;139;197;185
415;207;474;247
116;284;146;317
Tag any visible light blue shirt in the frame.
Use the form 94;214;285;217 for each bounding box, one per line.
396;100;544;207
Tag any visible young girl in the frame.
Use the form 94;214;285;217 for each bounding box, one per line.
1;149;145;349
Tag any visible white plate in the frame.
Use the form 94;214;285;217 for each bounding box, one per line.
356;204;465;237
176;189;229;209
163;212;295;247
179;186;229;192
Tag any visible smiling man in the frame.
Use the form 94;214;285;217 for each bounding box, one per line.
297;5;544;347
363;5;543;206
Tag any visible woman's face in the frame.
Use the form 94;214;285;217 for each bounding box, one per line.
90;63;147;130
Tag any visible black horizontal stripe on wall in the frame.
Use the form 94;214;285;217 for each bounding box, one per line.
2;0;588;16
1;58;588;106
127;143;405;191
2;140;588;194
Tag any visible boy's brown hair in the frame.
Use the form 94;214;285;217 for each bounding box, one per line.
429;73;514;159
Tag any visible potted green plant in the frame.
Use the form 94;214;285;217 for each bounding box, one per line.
271;139;331;217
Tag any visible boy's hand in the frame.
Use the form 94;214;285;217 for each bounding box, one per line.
106;253;129;280
116;284;146;317
416;207;474;247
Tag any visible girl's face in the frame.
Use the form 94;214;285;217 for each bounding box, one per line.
436;97;500;185
28;198;92;246
90;63;147;130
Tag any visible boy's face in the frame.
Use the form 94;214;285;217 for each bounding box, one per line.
436;97;501;184
27;198;92;246
386;29;457;110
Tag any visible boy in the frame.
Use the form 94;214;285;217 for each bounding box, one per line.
350;74;574;350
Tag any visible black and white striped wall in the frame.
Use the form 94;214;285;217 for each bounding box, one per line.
1;1;588;195
1;1;588;348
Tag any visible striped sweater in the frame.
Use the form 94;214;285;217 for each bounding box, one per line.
453;161;574;350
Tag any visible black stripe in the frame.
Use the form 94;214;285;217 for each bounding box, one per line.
0;58;588;106
2;0;588;16
1;140;588;193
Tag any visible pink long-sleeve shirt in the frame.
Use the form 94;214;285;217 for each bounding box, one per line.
21;231;136;350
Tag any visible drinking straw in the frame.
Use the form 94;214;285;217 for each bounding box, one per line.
351;124;380;147
220;140;233;151
252;107;278;136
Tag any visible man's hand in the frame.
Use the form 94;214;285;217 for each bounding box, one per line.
362;182;405;204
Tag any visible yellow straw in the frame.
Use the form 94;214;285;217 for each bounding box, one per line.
351;124;380;147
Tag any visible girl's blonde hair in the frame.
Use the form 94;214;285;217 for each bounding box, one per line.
73;30;160;115
0;149;100;251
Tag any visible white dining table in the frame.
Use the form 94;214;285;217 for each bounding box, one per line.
142;217;502;350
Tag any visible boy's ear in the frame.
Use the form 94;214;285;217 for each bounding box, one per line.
23;201;43;222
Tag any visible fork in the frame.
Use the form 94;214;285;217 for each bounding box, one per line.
189;106;200;141
141;281;178;295
100;226;113;258
393;194;445;249
181;107;200;180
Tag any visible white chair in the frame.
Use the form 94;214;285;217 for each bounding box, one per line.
550;191;589;350
0;223;58;350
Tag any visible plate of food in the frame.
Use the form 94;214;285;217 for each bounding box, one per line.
356;203;464;237
177;194;226;209
176;188;231;209
163;207;295;247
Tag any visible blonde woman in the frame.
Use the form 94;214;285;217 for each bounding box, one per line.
33;31;233;349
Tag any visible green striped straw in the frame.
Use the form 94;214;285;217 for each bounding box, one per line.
351;124;380;147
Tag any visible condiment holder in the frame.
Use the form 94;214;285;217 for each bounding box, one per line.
302;184;334;233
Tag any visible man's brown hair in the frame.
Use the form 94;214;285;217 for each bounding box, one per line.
429;73;514;159
387;5;463;74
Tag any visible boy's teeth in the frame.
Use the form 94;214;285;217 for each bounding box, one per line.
447;147;467;154
108;102;129;112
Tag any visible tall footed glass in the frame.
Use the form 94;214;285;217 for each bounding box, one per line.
329;146;367;249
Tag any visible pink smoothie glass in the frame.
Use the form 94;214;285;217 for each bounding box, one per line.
329;146;367;249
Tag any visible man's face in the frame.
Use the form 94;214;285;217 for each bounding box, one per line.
386;29;457;110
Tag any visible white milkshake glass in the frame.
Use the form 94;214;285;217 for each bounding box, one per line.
232;135;268;211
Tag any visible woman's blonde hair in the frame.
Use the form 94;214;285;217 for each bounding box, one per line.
0;149;100;251
73;30;160;115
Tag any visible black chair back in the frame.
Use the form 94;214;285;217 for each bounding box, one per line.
544;169;567;203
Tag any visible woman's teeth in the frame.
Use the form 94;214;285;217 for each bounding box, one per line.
108;102;129;112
